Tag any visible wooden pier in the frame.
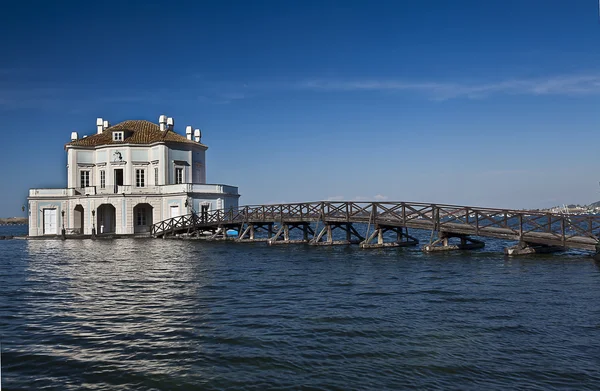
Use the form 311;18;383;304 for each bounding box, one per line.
151;201;600;257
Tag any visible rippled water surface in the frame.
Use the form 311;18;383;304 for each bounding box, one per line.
2;228;600;390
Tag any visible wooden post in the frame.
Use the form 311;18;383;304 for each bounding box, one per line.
518;214;523;238
402;202;406;224
284;224;289;241
372;203;378;227
346;223;351;242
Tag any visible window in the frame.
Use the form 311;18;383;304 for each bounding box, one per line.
80;171;90;187
137;208;146;226
175;167;183;184
154;168;159;185
113;132;124;141
136;169;145;188
100;170;105;188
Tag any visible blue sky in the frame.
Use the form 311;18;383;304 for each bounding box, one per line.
1;0;600;216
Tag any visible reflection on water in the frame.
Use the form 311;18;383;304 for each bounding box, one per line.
1;233;600;390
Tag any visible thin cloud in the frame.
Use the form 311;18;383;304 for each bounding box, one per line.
295;73;600;100
194;72;600;102
5;71;600;110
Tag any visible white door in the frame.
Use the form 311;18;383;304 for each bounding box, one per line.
170;205;180;218
43;209;57;235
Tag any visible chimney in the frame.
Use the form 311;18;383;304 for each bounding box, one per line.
71;132;79;141
159;114;167;131
103;120;109;130
96;118;103;134
194;128;201;143
186;126;193;140
167;117;174;131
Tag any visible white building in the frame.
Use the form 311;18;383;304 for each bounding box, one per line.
28;115;240;236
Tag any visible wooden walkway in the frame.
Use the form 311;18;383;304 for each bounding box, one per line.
151;201;600;255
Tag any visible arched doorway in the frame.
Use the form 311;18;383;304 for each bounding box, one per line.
133;203;153;233
97;204;116;234
73;205;84;234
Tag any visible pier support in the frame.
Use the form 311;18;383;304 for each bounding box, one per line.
595;241;600;262
309;222;364;246
504;241;564;256
206;223;244;241
267;222;314;245
208;226;229;240
360;225;418;249
422;233;485;253
235;222;275;243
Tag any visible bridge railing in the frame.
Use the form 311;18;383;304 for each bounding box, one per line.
151;201;600;243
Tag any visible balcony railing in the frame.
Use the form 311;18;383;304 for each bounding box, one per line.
29;188;70;197
29;183;239;197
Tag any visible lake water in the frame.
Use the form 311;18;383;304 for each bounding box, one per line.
2;225;600;390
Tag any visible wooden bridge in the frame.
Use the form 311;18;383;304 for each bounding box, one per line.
151;201;600;256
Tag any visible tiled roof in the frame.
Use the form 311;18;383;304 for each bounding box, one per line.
66;120;206;148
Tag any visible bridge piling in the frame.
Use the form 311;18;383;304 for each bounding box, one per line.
267;222;314;245
504;241;564;256
209;225;229;240
309;222;364;246
235;222;272;242
422;233;485;252
594;241;600;261
360;225;419;249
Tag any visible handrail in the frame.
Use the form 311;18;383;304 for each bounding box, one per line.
150;200;600;250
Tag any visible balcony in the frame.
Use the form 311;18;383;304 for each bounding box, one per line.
193;184;239;195
29;188;70;197
29;183;239;198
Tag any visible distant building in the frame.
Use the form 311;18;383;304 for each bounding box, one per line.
28;115;240;236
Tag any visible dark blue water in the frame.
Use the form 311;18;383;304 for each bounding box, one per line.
2;226;600;390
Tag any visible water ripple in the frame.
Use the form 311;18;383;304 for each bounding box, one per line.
1;236;600;390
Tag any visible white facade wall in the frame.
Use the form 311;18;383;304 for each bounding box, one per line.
29;121;239;237
68;144;209;190
29;194;202;236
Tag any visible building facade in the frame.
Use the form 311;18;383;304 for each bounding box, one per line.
28;115;240;236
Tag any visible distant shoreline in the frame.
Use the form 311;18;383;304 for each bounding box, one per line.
0;217;27;225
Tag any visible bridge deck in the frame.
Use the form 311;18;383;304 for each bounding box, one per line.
151;201;600;252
